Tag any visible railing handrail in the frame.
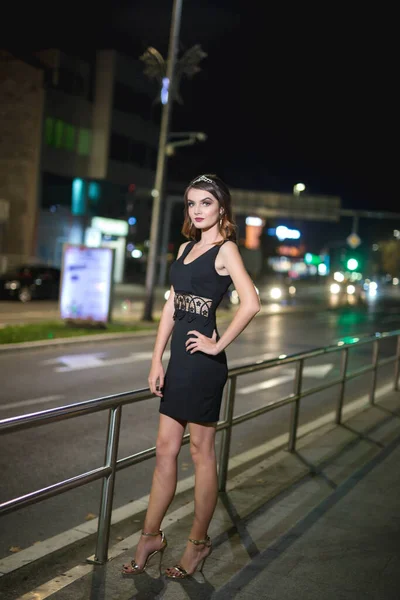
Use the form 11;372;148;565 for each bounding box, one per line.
1;326;400;565
1;329;399;434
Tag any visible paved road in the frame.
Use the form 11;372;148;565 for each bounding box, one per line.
1;296;400;559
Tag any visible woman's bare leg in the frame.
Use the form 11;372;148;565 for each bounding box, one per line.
165;421;217;575
123;413;186;571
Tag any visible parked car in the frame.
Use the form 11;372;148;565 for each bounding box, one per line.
0;265;61;302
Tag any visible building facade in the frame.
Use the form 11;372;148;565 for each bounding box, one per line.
0;48;168;280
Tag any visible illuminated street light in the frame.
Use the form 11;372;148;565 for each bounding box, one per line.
293;183;306;197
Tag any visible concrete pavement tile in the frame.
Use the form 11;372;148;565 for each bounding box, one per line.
213;569;365;600
314;438;378;467
287;549;392;594
381;554;400;581
286;522;369;558
297;424;356;451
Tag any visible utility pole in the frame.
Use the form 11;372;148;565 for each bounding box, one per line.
142;0;183;321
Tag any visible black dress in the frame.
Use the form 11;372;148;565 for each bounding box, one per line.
159;240;233;423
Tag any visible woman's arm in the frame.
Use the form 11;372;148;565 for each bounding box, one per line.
151;241;191;362
148;242;191;396
214;241;260;353
186;241;260;356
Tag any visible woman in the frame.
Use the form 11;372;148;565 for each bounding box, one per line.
122;174;260;579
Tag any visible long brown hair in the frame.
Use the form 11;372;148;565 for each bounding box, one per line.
181;174;237;244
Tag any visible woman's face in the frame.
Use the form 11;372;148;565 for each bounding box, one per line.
186;187;222;231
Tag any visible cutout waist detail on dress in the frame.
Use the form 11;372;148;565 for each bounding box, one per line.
174;292;213;318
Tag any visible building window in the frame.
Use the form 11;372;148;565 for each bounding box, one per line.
45;117;54;146
77;129;91;155
54;120;64;148
45;118;76;152
113;82;153;120
109;133;149;166
64;124;76;151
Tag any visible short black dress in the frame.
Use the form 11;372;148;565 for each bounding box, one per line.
159;240;233;423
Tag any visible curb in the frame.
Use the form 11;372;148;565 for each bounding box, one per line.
0;304;326;354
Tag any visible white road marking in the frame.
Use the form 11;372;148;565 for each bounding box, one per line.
238;375;294;394
42;353;107;365
42;351;170;372
238;363;334;394
227;353;276;368
0;395;64;412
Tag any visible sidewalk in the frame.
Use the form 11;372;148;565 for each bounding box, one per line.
3;390;400;599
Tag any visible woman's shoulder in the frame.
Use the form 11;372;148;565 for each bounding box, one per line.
220;239;239;252
176;240;193;259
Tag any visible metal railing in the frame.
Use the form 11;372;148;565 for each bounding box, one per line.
1;328;400;564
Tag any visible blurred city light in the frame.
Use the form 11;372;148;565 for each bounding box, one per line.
131;249;143;258
334;271;345;282
275;225;301;241
347;284;356;295
330;283;341;294
128;217;137;225
346;258;359;271
270;287;282;300
293;183;306;196
245;216;263;226
161;77;170;104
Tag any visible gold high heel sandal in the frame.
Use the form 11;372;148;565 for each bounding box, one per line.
165;535;212;579
121;530;167;575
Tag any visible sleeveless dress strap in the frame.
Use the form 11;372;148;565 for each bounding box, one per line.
180;241;195;262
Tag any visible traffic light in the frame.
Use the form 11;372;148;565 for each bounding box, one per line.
304;253;322;265
346;258;359;271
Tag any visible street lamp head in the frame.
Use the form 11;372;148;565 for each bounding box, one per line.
195;132;207;142
293;183;306;194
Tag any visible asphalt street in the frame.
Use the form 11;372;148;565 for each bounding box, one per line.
1;291;400;560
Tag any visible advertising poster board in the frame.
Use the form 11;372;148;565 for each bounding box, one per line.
60;245;114;324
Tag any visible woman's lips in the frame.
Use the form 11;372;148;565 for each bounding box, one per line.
194;218;204;222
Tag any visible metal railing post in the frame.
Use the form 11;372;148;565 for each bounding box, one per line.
92;406;122;564
335;347;349;424
218;376;237;492
369;339;380;405
288;359;303;452
394;335;400;391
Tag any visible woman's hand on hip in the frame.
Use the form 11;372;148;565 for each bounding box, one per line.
148;361;164;397
186;330;218;355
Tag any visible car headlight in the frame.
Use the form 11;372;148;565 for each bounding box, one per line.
270;287;282;300
4;280;20;290
330;283;341;294
230;289;240;305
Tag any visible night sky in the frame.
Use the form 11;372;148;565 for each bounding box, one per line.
5;1;397;214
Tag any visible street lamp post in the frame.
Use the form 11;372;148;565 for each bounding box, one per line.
157;132;207;287
142;0;183;321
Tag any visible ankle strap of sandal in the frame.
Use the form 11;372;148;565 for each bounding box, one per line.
188;535;211;546
141;530;162;537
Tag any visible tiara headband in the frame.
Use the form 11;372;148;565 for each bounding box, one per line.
191;175;214;185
